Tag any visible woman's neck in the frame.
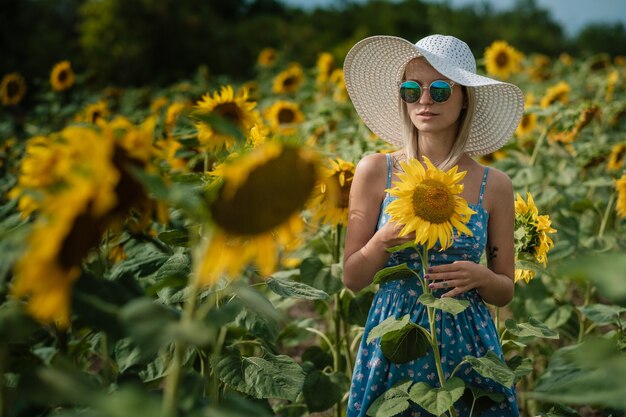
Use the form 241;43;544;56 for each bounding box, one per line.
416;131;456;166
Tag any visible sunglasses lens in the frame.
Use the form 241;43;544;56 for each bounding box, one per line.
400;81;421;103
429;80;452;103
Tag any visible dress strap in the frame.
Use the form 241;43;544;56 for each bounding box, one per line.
478;166;490;206
385;154;392;189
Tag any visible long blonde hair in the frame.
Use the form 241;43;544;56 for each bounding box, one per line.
400;61;476;171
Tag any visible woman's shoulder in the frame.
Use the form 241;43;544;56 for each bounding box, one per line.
355;152;388;178
482;164;512;192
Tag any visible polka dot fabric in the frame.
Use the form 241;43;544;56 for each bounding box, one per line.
343;35;524;156
346;155;520;417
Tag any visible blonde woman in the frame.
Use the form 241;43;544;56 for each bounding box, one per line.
342;35;524;416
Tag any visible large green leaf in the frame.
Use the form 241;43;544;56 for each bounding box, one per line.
303;370;344;412
373;263;417;285
366;314;411;345
215;352;305;401
367;380;412;417
266;276;330;300
299;257;343;294
380;324;430;364
234;307;280;343
341;290;375;326
408;377;465;416
155;251;191;282
119;298;179;358
419;293;470;316
504;317;559;339
464;351;514;387
200;393;273;417
507;355;534;382
578;303;626;326
301;346;333;370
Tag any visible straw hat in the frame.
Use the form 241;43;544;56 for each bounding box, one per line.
343;34;524;155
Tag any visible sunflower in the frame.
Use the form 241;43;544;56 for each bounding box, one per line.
540;81;571;108
616;174;626;218
150;96;169;114
559;53;573;67
75;100;109;124
606;70;619;102
199;142;320;285
478;150;507;165
1;72;27;106
514;192;556;283
484;40;524;80
247;124;270;147
527;54;551;82
316;52;335;85
264;100;305;136
164;101;189;135
385;157;476;250
50;61;75;92
272;64;304;94
330;68;348;103
608;143;626;171
515;112;537;138
258;47;278;68
308;157;355;226
194;85;261;152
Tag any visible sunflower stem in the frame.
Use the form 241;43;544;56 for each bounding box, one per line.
598;192;616;239
529;127;548;167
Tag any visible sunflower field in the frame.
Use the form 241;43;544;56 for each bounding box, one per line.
1;31;626;417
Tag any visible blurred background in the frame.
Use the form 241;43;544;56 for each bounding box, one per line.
3;0;626;88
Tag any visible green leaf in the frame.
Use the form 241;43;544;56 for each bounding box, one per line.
266;276;330;300
0;301;39;344
507;355;534;382
367;314;411;345
578;303;626;326
464;351;515;387
108;248;170;281
504;317;559;339
373;263;417;285
158;229;189;247
386;241;417;253
119;298;179;358
419;293;470;316
203;393;274;417
380;323;430;364
466;385;505;403
341;290;375;326
155;251;191;282
234;307;280;343
366;380;412;417
299;257;343;294
408;377;465;416
215;352;306;401
303;370;343;412
301;346;334;371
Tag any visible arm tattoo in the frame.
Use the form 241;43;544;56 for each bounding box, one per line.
487;245;498;263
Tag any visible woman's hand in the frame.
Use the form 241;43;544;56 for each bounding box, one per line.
424;261;491;298
376;220;416;249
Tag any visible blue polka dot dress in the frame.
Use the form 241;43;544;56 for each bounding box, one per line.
346;154;519;417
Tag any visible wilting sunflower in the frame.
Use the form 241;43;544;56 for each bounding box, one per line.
1;72;27;106
258;47;278;68
272;64;304;94
540;81;571;108
308;157;355;226
316;52;335;85
199;142;320;285
513;192;556;283
264;100;305;136
50;61;75;92
194;85;261;152
616;174;626;218
515;112;537;138
608;143;626;171
385;157;476;250
484;40;524;80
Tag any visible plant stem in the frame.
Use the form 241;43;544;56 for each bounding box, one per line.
494;307;500;333
598;192;616;238
529;127;548;167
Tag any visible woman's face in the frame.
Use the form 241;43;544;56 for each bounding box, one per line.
403;58;464;135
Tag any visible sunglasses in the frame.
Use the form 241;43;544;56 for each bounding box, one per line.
399;80;456;104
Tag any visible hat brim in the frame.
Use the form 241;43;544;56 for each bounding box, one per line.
343;35;524;155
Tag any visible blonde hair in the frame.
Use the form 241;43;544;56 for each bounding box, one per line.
400;59;476;171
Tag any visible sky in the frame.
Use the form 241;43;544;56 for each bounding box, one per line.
279;0;626;37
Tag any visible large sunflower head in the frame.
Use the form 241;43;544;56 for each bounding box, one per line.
484;40;524;80
385;157;476;250
1;72;27;106
272;64;305;94
264;100;305;136
194;85;261;152
50;61;75;92
308;157;356;226
199;142;321;285
514;192;556;283
540;81;571;108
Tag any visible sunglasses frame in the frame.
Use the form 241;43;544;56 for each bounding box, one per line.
398;79;456;104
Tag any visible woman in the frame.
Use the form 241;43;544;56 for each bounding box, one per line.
342;35;524;416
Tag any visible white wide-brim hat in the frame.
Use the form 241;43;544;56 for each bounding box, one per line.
343;35;524;155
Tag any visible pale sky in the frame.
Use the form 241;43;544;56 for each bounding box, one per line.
279;0;626;37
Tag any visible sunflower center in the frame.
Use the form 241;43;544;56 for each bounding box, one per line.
214;102;243;125
58;69;68;83
495;51;510;68
278;108;295;124
282;76;297;89
411;179;455;224
520;114;531;129
7;80;20;97
211;146;317;236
